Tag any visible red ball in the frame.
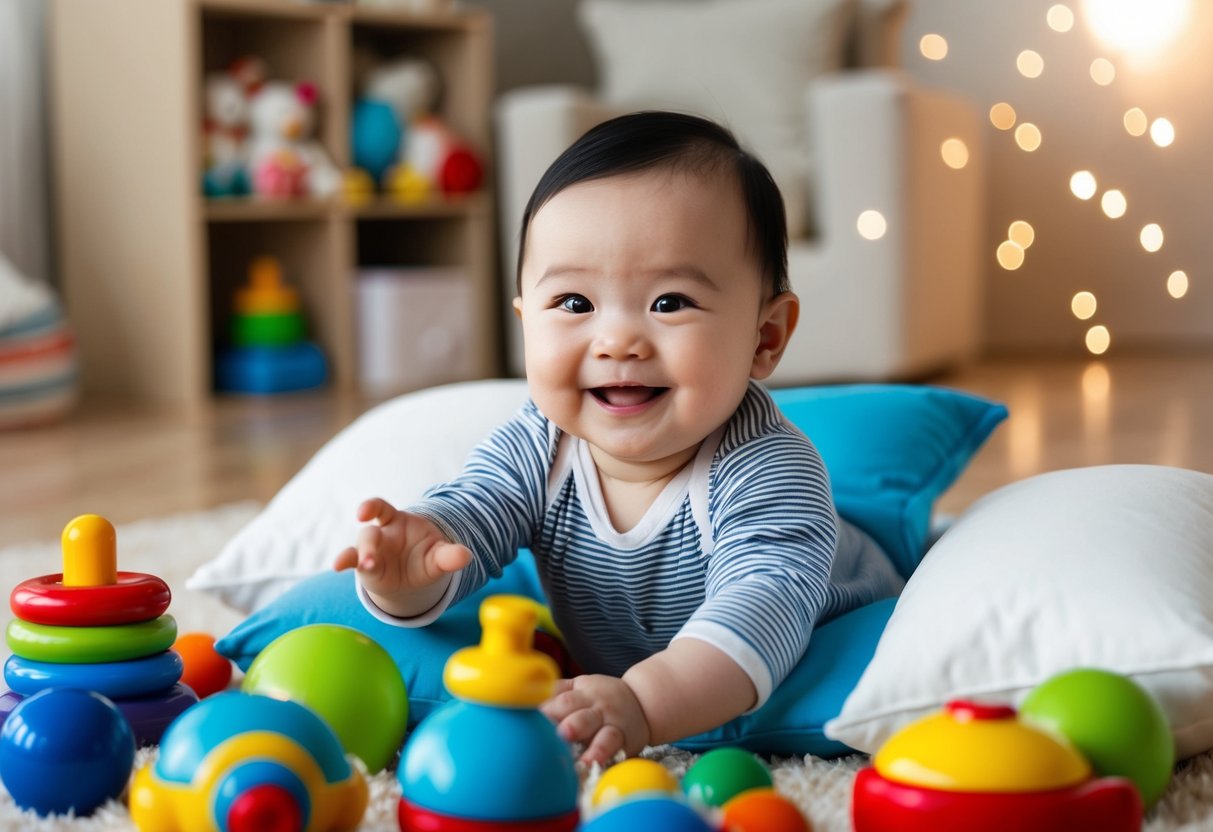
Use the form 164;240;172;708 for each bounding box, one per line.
173;632;233;699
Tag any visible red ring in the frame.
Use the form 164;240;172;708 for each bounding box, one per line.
10;572;171;626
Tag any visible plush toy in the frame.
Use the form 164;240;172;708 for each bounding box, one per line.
201;57;264;197
247;81;341;198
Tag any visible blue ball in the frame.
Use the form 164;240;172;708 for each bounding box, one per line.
582;796;717;831
351;99;403;184
0;688;135;816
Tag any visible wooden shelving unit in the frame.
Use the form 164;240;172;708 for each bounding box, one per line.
49;0;497;409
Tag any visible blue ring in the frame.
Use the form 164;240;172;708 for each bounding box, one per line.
4;651;183;699
212;760;311;831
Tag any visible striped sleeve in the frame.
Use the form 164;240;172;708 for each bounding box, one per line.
673;428;837;708
357;400;551;625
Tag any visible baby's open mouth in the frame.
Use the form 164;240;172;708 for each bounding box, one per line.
590;386;669;407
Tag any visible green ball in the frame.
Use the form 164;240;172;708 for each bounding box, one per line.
1020;668;1173;809
682;747;773;808
242;624;407;773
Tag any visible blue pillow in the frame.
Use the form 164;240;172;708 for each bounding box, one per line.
217;384;1004;755
770;384;1007;578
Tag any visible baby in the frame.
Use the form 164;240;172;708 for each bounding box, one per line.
335;111;902;766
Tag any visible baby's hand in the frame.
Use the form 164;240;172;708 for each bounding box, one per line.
540;675;651;767
333;498;471;602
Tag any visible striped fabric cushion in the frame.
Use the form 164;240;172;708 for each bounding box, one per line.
0;301;77;429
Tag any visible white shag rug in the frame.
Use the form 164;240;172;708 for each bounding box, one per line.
1;505;1213;830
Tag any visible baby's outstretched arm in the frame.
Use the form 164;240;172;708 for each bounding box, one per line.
333;497;472;618
541;640;756;767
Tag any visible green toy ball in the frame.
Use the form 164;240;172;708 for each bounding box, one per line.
682;747;773;808
1020;667;1174;809
242;624;407;773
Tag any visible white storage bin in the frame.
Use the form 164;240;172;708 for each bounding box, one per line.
355;267;476;395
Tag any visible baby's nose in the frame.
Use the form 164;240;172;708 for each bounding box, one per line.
592;317;653;360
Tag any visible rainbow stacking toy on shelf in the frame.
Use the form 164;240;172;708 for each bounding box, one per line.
214;256;327;394
2;514;198;745
397;594;580;831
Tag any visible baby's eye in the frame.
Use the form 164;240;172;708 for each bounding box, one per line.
557;294;593;314
652;294;693;313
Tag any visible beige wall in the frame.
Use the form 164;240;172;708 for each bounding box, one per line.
900;1;1213;353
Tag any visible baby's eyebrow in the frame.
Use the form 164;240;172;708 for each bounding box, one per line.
536;265;593;286
536;264;719;290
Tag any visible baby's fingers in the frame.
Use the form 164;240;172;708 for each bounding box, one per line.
555;707;604;745
580;724;625;768
431;542;472;574
355;525;386;575
333;546;359;572
356;497;396;524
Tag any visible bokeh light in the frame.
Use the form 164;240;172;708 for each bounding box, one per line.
1150;118;1175;147
1167;270;1189;298
1123;107;1148;136
1070;171;1097;200
1090;58;1116;85
1048;4;1076;32
1083;0;1192;55
1009;221;1035;249
1140;223;1164;252
997;241;1026;270
857;210;887;240
1085;324;1111;355
1101;189;1127;218
990;102;1017;130
1072;291;1098;320
1015;123;1042;151
920;34;949;60
941;138;970;169
1017;50;1045;78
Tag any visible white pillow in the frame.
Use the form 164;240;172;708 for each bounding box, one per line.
186;380;530;613
825;464;1213;760
578;0;855;238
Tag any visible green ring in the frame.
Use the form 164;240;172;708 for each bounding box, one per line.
6;615;178;663
231;311;305;347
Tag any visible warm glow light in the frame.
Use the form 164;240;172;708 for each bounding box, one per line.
1082;0;1192;55
940;138;969;169
1123;107;1148;136
990;103;1017;130
1090;58;1116;85
1085;324;1111;355
1048;4;1076;31
1072;291;1098;320
997;241;1026;270
1015;123;1042;152
857;210;887;240
1140;223;1164;252
1150;118;1175;147
1009;221;1035;249
1101;189;1127;218
1082;362;1111;399
920;33;949;60
1017;50;1045;78
1070;171;1097;200
1168;270;1189;298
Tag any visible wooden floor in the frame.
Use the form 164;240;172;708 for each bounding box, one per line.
3;353;1212;549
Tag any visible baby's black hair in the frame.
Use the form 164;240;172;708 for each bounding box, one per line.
515;111;789;298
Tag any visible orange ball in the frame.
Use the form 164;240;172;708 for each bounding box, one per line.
172;632;233;699
721;788;810;832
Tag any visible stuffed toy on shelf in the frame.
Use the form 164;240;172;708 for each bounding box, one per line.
201;57;263;197
247;80;342;199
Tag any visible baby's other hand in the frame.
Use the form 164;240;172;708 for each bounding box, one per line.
332;498;471;599
540;675;651;767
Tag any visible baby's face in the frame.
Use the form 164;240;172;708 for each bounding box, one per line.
515;169;781;470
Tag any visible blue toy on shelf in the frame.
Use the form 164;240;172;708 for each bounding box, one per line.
397;594;580;831
215;257;328;395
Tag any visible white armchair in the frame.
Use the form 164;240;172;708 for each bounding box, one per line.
493;0;985;384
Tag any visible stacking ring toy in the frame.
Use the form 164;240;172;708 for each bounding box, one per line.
11;572;171;627
5;651;183;699
0;684;198;749
6;615;177;663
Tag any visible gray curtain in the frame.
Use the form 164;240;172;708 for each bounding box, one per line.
0;0;51;288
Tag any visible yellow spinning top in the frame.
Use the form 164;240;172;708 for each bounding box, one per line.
443;595;559;708
61;514;117;586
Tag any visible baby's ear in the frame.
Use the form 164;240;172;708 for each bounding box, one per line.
751;292;799;380
512;296;523;320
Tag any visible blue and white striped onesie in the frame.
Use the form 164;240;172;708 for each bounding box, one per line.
359;382;903;707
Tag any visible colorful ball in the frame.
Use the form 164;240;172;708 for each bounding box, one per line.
0;688;135;816
174;632;233;698
1020;668;1174;809
721;788;811;832
592;758;680;811
581;796;716;831
241;624;407;773
683;747;774;808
